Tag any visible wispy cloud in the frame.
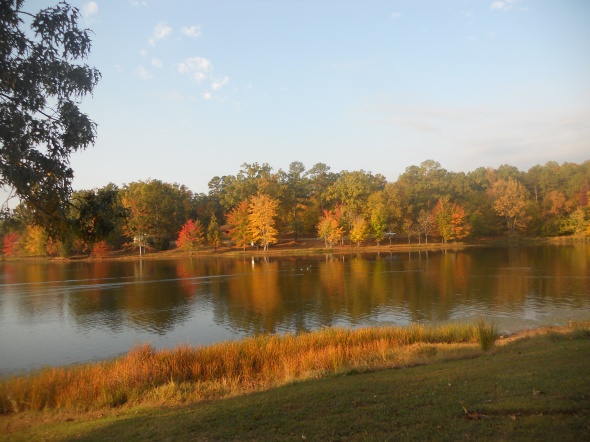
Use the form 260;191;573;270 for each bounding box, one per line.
181;25;201;38
151;58;162;68
149;22;172;46
136;66;152;80
177;57;212;83
177;57;231;100
211;76;229;91
391;11;402;19
490;0;519;12
130;0;147;7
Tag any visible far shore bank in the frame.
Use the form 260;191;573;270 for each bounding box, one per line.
3;235;587;263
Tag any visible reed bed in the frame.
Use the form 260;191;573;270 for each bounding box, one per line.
0;323;494;414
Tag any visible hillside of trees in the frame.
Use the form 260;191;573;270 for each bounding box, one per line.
2;159;589;258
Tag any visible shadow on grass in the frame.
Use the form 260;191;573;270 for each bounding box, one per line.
17;330;587;442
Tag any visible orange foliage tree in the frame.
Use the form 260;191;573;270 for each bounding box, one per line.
434;198;471;243
316;210;344;247
176;219;204;254
2;232;20;256
91;240;112;258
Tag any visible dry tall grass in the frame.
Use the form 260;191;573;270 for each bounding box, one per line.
0;323;491;413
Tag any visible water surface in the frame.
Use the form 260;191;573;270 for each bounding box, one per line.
1;244;589;374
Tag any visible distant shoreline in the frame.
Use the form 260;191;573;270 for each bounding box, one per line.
2;234;588;263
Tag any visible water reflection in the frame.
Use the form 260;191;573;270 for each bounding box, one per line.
0;244;589;374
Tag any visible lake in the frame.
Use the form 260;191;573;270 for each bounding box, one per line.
1;244;589;375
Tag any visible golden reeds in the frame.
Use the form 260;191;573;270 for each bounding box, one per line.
0;323;492;413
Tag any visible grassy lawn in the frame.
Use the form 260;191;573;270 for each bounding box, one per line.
1;327;589;441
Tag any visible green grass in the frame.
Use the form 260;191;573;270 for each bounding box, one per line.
1;324;589;441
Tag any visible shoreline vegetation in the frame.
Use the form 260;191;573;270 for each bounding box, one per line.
2;234;588;263
0;322;498;414
1;321;589;440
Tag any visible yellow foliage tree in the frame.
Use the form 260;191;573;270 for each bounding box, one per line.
248;194;279;251
488;178;530;235
349;216;369;246
21;225;48;256
227;200;253;251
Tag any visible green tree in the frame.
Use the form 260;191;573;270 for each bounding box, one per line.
209;163;274;211
70;185;127;249
278;161;310;241
122;180;190;252
367;192;387;245
396;160;449;218
0;0;100;236
206;214;222;251
308;162;338;214
325;170;386;216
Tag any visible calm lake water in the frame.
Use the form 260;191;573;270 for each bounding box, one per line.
1;244;589;375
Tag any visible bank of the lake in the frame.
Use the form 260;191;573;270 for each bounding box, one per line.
1;323;589;441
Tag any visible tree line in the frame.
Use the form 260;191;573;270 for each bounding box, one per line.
1;159;589;257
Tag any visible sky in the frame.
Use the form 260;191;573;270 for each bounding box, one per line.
27;0;590;194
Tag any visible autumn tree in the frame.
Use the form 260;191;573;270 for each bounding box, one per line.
416;209;435;244
401;218;415;244
488;178;530;235
316;210;344;247
450;203;471;241
176;219;204;254
0;1;100;236
20;224;47;256
349;216;370;247
248;194;279;251
564;208;589;236
433;197;453;243
206;214;222;251
541;190;573;236
2;232;20;256
226;200;252;250
91;240;112;258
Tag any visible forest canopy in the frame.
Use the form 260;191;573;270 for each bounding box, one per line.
2;159;589;257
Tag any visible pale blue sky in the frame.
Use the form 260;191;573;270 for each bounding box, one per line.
31;0;590;194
